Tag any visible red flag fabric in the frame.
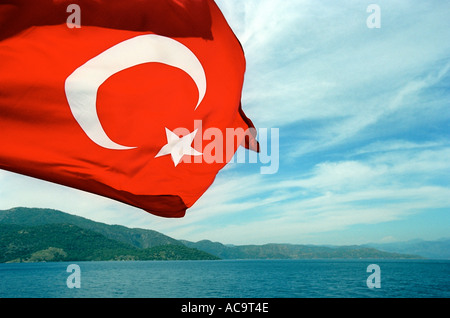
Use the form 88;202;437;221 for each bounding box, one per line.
0;0;257;218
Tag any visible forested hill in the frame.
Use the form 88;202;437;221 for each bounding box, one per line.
0;207;218;262
0;207;180;248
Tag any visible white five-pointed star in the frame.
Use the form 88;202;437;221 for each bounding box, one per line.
155;128;202;166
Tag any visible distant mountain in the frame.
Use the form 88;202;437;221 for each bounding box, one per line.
364;239;450;260
0;207;218;262
181;240;422;260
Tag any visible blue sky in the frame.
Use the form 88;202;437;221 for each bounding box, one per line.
1;0;449;245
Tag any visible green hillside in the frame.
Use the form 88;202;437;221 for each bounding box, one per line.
0;207;181;248
0;208;219;263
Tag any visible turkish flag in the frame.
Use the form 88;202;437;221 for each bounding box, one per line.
0;0;257;218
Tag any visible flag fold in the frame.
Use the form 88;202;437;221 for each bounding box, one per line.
0;0;256;218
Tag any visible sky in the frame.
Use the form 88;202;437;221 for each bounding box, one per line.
1;0;449;246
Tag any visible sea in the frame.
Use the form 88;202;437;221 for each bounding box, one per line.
0;259;448;298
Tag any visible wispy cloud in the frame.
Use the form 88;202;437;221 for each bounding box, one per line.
156;141;450;244
218;0;450;158
353;139;448;156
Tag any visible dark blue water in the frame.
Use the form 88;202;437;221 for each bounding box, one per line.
0;259;448;298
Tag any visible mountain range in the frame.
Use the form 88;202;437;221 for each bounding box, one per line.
1;207;447;262
363;239;450;260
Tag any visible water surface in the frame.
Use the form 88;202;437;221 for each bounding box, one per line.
0;259;448;298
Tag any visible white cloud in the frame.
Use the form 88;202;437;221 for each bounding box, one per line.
216;0;450;166
157;144;450;244
353;139;447;156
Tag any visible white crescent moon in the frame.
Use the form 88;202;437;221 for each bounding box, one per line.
65;34;207;150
